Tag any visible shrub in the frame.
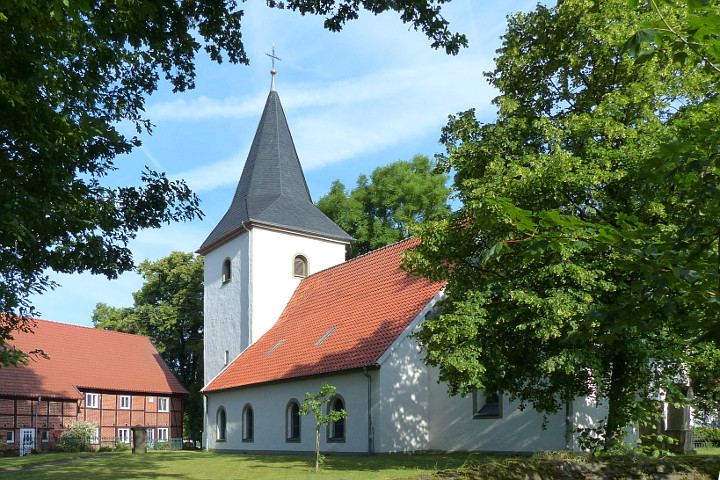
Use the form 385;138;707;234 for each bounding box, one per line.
60;421;98;452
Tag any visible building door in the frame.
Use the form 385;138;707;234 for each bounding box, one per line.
147;428;155;449
19;429;35;456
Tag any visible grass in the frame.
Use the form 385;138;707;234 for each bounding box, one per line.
3;449;720;480
0;450;482;479
0;451;118;472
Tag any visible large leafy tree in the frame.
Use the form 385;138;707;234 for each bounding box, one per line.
93;252;204;440
405;0;720;450
0;1;466;366
317;155;450;258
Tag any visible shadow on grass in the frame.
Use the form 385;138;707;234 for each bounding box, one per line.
0;451;484;480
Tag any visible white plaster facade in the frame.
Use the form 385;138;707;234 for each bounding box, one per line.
204;292;611;454
203;224;346;387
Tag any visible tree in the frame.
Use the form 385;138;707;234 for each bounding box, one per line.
317;155;450;258
404;0;720;450
0;1;466;366
299;383;348;473
93;252;204;440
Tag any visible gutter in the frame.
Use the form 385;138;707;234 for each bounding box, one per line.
363;366;374;455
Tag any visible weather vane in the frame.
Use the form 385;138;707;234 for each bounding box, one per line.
266;44;281;74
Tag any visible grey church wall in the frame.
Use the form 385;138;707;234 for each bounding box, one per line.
204;233;250;385
204;372;370;454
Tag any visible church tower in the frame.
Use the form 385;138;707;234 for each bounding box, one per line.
198;71;352;384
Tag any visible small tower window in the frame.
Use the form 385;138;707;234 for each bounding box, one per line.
222;258;231;283
293;255;308;278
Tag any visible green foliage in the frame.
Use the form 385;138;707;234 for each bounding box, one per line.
405;0;720;451
0;0;464;367
93;252;204;440
624;0;720;73
60;421;98;452
317;155;450;258
299;383;347;472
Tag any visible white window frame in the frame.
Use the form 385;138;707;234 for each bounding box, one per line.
6;430;14;443
117;428;131;444
85;392;99;409
158;397;169;412
41;430;49;442
90;428;100;444
120;395;131;410
158;427;169;442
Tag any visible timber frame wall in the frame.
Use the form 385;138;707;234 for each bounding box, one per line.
1;391;184;453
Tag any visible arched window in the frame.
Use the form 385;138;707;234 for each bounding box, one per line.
242;404;254;442
328;396;345;442
222;258;232;283
286;400;300;442
293;255;308;278
216;407;226;441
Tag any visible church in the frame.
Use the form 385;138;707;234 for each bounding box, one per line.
198;71;609;454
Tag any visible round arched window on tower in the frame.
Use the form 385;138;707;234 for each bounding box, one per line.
293;255;308;278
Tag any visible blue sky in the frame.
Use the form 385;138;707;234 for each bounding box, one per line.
30;0;540;327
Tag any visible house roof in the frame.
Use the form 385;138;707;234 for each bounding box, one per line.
203;238;444;392
197;88;352;254
0;318;188;400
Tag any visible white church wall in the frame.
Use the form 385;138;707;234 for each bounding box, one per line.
248;226;346;345
204;233;250;385
205;373;370;454
426;366;571;453
374;331;431;453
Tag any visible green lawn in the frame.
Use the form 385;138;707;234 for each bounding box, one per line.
0;450;482;480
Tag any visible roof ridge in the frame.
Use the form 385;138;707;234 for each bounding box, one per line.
302;236;420;280
19;317;152;341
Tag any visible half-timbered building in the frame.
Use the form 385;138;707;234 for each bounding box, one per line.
0;319;186;455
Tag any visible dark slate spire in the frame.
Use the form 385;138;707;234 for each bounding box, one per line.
198;87;352;254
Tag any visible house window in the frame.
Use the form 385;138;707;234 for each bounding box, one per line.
91;428;100;444
147;428;155;447
117;428;131;444
85;392;99;409
158;397;169;412
158;427;169;442
217;407;227;441
286;400;300;442
473;391;503;419
242;404;254;442
222;258;232;283
224;350;229;366
293;255;308;278
6;430;14;443
41;430;49;442
120;395;131;409
328;396;345;442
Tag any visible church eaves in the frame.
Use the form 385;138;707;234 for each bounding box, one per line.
197;87;352;254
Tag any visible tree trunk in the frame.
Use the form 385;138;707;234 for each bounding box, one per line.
315;424;321;472
605;352;628;450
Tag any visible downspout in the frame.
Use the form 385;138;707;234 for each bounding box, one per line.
565;399;574;451
363;367;374;455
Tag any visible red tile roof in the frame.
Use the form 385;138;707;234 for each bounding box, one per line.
0;318;188;400
204;238;444;392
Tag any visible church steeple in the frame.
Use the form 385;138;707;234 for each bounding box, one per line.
198;79;351;254
200;70;351;392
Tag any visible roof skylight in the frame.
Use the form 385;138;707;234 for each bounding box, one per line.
314;326;337;346
264;339;285;357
